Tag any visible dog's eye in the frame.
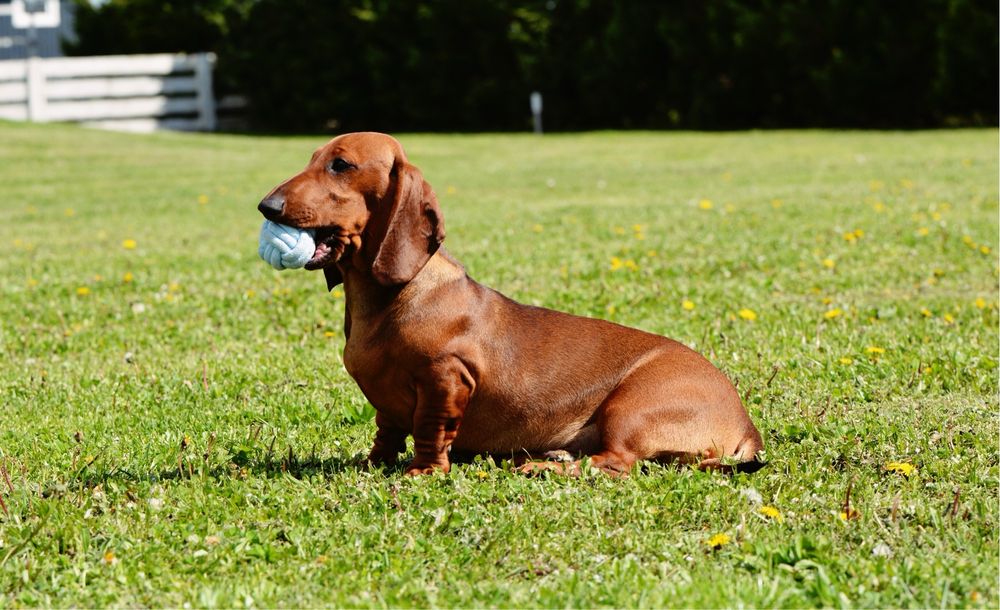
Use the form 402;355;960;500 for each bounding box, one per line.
329;157;354;173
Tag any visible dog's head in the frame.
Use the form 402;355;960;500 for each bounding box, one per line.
257;132;445;289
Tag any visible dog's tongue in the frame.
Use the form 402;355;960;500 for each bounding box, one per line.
305;241;332;269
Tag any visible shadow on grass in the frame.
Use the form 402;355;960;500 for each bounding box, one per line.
52;444;751;492
56;451;406;491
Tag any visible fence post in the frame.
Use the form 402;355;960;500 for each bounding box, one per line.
530;91;543;135
26;56;46;122
193;53;217;131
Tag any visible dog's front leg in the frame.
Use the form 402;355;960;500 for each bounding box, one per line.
365;411;408;467
405;360;473;476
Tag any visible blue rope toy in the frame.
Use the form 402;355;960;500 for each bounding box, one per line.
258;220;315;270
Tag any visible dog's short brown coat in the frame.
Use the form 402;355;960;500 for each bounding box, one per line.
258;132;764;475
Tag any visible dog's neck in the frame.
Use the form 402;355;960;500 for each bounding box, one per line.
338;248;466;338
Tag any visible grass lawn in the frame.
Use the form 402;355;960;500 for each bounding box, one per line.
0;122;997;607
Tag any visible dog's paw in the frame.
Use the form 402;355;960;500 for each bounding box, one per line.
364;451;399;469
404;462;450;476
515;461;582;477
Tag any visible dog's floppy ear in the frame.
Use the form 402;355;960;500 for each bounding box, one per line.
371;161;445;285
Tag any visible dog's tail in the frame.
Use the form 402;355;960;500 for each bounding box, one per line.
696;455;767;474
697;428;766;474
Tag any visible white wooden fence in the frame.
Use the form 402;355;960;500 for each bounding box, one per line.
0;52;221;132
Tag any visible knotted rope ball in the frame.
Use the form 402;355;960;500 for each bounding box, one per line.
258;220;316;270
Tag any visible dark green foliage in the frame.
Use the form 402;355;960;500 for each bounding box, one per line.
65;0;252;57
64;1;998;129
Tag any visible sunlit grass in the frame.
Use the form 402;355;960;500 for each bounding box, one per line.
1;122;997;607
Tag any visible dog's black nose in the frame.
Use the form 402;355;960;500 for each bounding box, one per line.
258;194;285;219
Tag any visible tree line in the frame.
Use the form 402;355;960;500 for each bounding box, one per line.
67;0;999;132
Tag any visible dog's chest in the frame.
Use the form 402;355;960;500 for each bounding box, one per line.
342;314;418;425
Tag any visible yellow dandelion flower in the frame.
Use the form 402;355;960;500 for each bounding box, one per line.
771;199;783;208
840;508;861;521
961;235;975;245
698;199;713;210
865;346;885;354
943;313;954;324
873;201;886;213
632;224;646;232
244;289;255;298
123;272;134;283
64;208;76;217
838;357;853;365
705;533;731;548
76;286;90;296
885;462;916;477
624;259;639;271
324;331;336;338
27;278;38;287
122;239;137;250
476;470;488;479
634;233;646;241
821;296;833;304
931;212;942;221
606;304;616;315
759;505;783;521
823;308;843;320
853;229;865;238
842;232;857;243
916;227;929;237
737;308;757;321
102;550;117;565
920;308;932;317
682;300;695;311
980;245;991;255
609;256;624;271
532;224;543;233
331;288;344;298
822;258;836;269
445;185;457;195
974;297;986;309
316;555;328;564
168;282;181;293
197;194;209;205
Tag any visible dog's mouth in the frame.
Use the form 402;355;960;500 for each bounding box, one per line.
303;227;350;270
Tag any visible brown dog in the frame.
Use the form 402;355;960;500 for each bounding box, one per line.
257;132;764;476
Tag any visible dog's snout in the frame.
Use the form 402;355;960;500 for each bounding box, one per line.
258;194;285;219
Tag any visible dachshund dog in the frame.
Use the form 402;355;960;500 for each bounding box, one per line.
257;132;764;476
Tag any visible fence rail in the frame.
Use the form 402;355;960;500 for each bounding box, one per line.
0;52;219;132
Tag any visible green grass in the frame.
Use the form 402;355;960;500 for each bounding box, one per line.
1;121;997;608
